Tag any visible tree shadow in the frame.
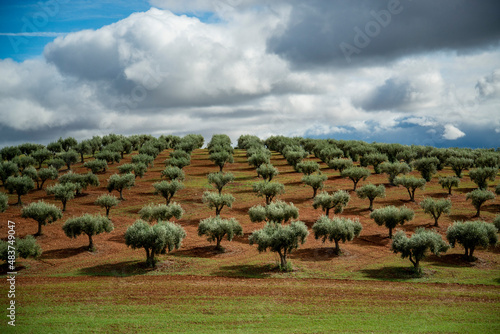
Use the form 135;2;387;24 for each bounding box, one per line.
107;234;126;245
360;266;426;281
173;245;227;258
482;203;500;214
351;235;392;247
78;260;154;276
290;247;341;262
42;246;89;259
0;263;26;275
424;254;474;268
211;264;274;278
448;214;473;222
455;187;477;194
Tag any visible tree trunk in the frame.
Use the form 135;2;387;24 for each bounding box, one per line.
312;188;317;198
434;216;439;227
334;239;340;254
215;237;222;251
105;207;110;217
216;207;222;216
62;200;67;212
368;199;374;211
448;187;452;195
469;246;475;260
119;189;124;201
474;207;481;218
88;234;94;252
410;189;416;202
80;153;84;163
219;165;224;172
389;227;393;239
36;222;43;236
279;250;287;270
16;193;22;206
352;179;359;191
325;207;330;217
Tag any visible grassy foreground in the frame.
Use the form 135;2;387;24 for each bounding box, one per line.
1;276;499;333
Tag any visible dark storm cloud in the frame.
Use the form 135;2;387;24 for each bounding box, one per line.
268;0;500;67
358;78;412;111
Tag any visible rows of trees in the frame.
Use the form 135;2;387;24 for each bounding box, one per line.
0;134;498;273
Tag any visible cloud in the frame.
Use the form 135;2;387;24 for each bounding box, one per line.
0;4;499;148
442;124;466;140
267;0;500;67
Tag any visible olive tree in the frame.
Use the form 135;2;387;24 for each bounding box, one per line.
249;220;308;270
95;150;121;164
312;216;362;254
94;194;120;217
446;157;474;178
248;201;299;224
47;158;65;171
466;189;495;217
21;201;63;236
132;153;154;168
295;161;320;175
312;190;350;216
207;172;234;194
356;183;386;211
494;215;500;230
469;167;498;190
83;159;108;174
13;155;36;172
0;192;7;212
36;167;58;190
446;220;498;260
438;176;460;195
161;166;185;181
328;158;353;173
202;191;235;216
393;176;426;202
420;197;452;227
379;162;411;186
153;180;184;205
46;182;77;211
5;176;34;205
107;173;135;200
391;228;449;270
0;235;42;265
302;173;327;198
248;151;270;171
341;167;370;191
31;148;52;168
62;214;114;251
360;153;388;174
125;219;186;267
209;150;234;172
257;163;279;181
198;216;243;251
139;203;184;223
0;161;18;186
370;206;415;238
412;157;440;181
75;141;91;163
252;181;285;205
59;172;99;195
58;150;79;170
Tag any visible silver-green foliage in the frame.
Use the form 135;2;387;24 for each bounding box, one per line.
21;201;63;236
469;167;498;190
94;194;120;217
438;176;460;195
107;173;135;200
0;192;8;212
379;162;411;185
327;158;353;173
419;197;452;227
207;172;234;194
161;166;185;181
249;220;308;270
125;219;186;267
356;184;386;211
202;191;235;216
312;190;350;216
5;175;35;205
302;173;327;198
62;214;114;251
139;203;184;223
198;216;243;250
446;220;498;260
391;228;449;269
252;181;285;205
46;182;76;211
341;167;370;191
312;216;362;254
256;163;279;181
154;180;184;205
0;235;42;263
393;176;426;201
370;206;414;238
36;166;59;189
248;200;299;224
466;189;495;217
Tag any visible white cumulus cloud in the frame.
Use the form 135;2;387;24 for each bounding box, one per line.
442;124;466;140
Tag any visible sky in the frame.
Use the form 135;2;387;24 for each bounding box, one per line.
1;0;500;148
